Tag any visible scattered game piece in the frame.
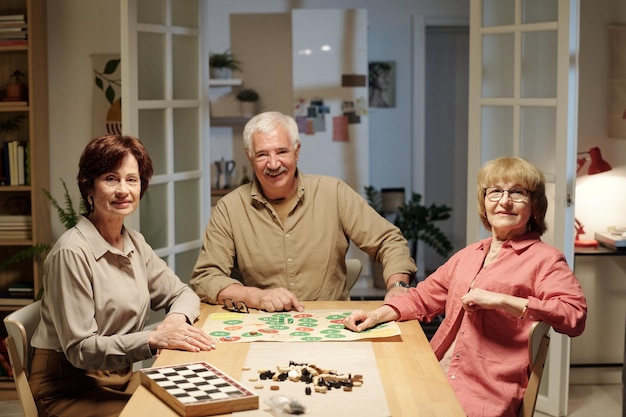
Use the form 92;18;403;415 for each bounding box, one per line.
139;362;258;417
270;385;280;391
252;360;363;396
254;384;264;389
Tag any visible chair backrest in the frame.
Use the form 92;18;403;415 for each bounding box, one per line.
3;300;41;417
4;300;41;375
345;259;363;291
518;321;551;417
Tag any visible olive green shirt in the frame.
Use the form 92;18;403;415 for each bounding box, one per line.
190;172;416;303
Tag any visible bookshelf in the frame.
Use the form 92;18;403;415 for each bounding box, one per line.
0;0;49;391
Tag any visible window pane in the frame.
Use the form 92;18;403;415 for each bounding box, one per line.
138;109;167;175
172;0;197;28
141;183;168;249
520;106;556;175
481;106;513;161
173;35;198;100
138;32;165;100
137;0;165;24
175;249;198;284
173;108;199;172
482;0;514;27
174;179;199;244
482;34;514;98
522;0;558;24
522;31;557;98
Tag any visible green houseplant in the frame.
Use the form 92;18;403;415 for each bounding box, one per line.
209;49;242;79
236;88;259;117
5;70;26;101
365;186;453;287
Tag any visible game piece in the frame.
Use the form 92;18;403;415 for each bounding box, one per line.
270;385;280;391
139;362;258;417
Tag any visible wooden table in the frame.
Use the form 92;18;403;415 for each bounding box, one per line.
120;301;465;417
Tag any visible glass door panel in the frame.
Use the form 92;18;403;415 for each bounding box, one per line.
482;0;515;26
522;31;557;98
481;106;514;160
173;108;199;172
523;0;558;23
137;32;165;100
137;0;165;24
172;35;198;99
521;106;556;173
138;109;167;175
140;183;168;248
482;34;515;98
174;179;200;244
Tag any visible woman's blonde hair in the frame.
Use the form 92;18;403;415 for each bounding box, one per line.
476;157;548;235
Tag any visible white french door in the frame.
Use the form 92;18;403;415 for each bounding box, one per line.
467;0;579;415
121;0;210;285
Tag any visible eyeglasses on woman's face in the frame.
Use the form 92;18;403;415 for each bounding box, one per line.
484;187;530;203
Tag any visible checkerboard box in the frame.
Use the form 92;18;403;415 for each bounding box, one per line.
139;361;259;417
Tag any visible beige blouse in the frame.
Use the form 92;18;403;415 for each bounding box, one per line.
31;216;200;371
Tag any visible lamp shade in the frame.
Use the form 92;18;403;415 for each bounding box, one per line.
587;147;612;175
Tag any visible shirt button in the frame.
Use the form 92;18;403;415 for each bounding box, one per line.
285;233;290;238
289;282;295;288
450;375;456;380
287;258;292;263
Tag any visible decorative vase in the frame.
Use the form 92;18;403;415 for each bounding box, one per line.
210;67;232;79
240;101;257;118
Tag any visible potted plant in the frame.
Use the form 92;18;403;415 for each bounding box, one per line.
365;186;453;288
209;49;242;79
5;70;26;101
236;88;259;117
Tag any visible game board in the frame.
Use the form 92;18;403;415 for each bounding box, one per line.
201;310;400;342
139;362;259;417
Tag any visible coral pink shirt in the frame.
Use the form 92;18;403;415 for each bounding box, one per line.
386;232;587;417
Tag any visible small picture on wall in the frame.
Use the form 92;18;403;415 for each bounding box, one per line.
368;61;396;108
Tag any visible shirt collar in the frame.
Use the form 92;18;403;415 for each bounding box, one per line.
251;169;304;205
477;231;541;252
76;215;135;259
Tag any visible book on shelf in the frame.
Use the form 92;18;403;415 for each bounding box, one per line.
2;140;28;186
0;14;25;22
0;39;27;46
0;338;13;379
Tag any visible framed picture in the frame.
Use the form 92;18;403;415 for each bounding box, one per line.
368;61;396;108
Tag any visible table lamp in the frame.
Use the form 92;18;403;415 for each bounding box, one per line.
575;147;612;247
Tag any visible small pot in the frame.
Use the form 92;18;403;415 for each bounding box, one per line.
210;67;232;79
5;83;25;100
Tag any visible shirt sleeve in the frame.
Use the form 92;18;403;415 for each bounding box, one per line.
337;181;417;282
190;199;242;304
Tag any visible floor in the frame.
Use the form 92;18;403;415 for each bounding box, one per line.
0;384;621;417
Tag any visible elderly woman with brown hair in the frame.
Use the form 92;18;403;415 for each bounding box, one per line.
29;135;215;417
344;156;587;417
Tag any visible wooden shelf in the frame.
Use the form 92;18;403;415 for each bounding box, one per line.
208;78;242;87
210;116;250;127
0;0;50;338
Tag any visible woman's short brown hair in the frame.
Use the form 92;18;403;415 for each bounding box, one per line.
78;134;153;214
476;157;548;235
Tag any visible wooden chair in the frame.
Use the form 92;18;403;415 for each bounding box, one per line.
3;300;41;417
345;259;363;291
518;321;551;417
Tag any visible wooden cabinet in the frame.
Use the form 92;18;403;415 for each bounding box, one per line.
0;0;49;388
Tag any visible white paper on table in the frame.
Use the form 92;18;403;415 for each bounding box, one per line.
233;341;391;417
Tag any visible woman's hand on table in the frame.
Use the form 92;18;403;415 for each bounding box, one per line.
149;313;216;352
343;305;400;333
